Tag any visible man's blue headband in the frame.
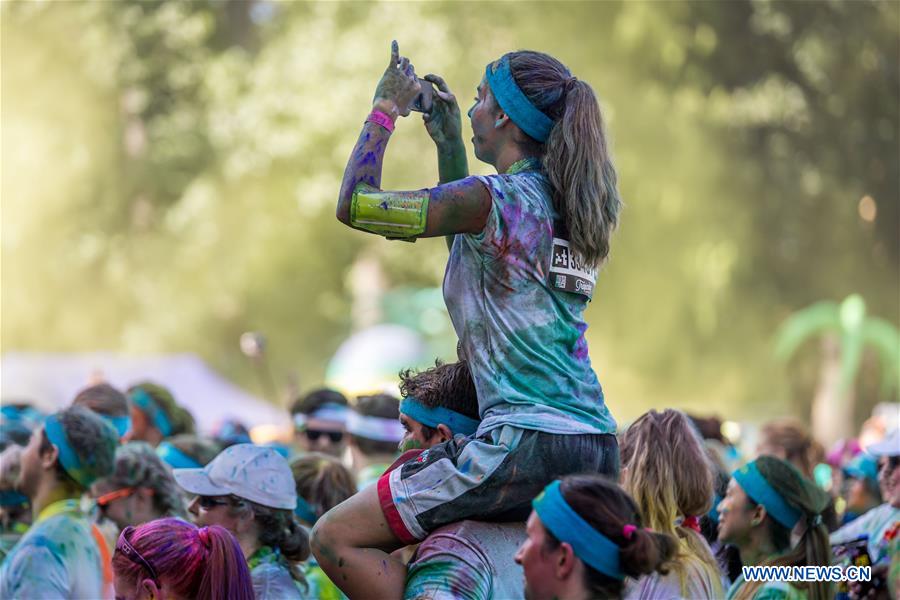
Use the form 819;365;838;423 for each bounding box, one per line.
44;413;101;488
533;480;624;580
399;398;479;437
485;55;555;143
733;461;802;529
130;388;173;437
101;415;132;438
156;441;202;470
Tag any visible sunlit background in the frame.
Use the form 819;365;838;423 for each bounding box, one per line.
2;1;897;444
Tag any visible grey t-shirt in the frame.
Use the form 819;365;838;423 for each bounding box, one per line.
443;158;616;437
404;520;526;600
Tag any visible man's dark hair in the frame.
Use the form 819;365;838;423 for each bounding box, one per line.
351;394;399;456
39;406;118;492
399;360;478;439
290;388;348;417
72;383;129;418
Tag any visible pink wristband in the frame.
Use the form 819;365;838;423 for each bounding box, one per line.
366;110;395;133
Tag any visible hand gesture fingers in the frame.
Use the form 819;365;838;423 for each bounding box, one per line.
424;74;455;103
389;40;399;68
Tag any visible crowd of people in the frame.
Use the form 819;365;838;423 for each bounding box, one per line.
0;376;897;599
2;42;898;600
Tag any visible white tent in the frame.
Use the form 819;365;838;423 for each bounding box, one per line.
0;352;289;432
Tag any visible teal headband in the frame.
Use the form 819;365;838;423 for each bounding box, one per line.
733;461;802;529
130;388;173;437
44;414;98;488
485;55;555;143
101;414;132;438
295;496;319;525
156;441;202;470
533;480;624;580
399;398;479;437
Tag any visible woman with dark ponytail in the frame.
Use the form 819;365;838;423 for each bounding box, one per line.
515;475;676;599
717;456;833;600
175;444;309;599
317;41;621;600
112;517;254;600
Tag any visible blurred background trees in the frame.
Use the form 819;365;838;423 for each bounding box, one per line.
3;0;897;428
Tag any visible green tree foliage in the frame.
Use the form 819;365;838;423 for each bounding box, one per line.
2;1;896;425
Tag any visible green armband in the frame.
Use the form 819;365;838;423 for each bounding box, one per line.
350;184;429;239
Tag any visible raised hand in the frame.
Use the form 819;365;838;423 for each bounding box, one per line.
422;73;463;149
372;40;421;118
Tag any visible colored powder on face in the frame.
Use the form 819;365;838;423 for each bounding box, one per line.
399;438;423;452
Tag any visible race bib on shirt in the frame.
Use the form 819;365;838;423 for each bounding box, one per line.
549;238;596;300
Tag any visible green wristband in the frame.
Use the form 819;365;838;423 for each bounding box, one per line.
350;184;429;238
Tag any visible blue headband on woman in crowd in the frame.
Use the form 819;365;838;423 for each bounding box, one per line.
156;441;202;470
399;398;479;437
295;496;319;525
130;388;173;437
44;414;97;488
733;461;802;528
101;415;132;438
533;480;624;580
485;55;555;143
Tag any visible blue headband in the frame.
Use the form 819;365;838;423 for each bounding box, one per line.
485;55;555;143
44;414;96;488
101;415;132;438
295;496;319;525
733;461;802;529
156;442;202;470
0;490;28;507
707;493;723;525
533;480;624;580
130;388;173;437
399;398;479;437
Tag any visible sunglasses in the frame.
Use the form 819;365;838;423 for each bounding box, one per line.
305;429;344;443
96;487;137;508
116;526;159;584
197;495;242;510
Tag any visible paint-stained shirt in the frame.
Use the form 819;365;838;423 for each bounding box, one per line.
249;546;304;600
404;520;525;600
0;499;104;600
830;503;900;565
444;158;616;436
725;576;807;600
625;553;723;599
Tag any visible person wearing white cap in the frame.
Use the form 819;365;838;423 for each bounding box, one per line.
174;443;309;600
830;429;900;566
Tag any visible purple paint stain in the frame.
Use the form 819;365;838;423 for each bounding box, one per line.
572;321;589;360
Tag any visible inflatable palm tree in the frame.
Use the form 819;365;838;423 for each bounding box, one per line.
775;294;899;445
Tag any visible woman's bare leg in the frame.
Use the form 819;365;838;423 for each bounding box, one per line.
311;484;408;600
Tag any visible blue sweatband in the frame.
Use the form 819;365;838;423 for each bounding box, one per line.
533;480;623;580
130;388;173;437
102;415;132;438
44;414;96;488
0;490;28;506
733;461;802;528
400;398;479;437
156;442;202;470
295;496;319;524
707;493;722;525
485;55;555;143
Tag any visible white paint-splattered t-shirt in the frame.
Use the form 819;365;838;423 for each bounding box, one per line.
0;498;104;600
404;520;525;600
